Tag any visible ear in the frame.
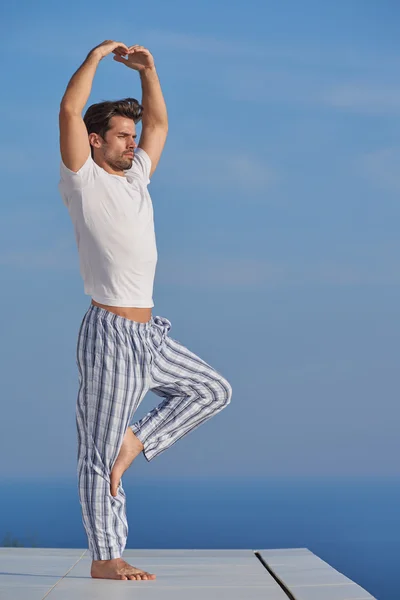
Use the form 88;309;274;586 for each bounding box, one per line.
89;132;101;149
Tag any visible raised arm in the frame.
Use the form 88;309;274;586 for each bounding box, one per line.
113;45;168;178
59;40;129;172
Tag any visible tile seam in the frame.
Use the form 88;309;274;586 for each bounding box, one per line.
41;550;87;599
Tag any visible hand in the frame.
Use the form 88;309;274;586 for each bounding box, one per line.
113;45;155;72
91;39;129;60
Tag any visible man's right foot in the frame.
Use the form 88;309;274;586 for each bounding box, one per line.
110;428;144;497
91;557;156;580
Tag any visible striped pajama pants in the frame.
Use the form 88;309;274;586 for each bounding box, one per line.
75;304;232;561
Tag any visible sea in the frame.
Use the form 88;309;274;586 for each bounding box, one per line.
1;476;399;599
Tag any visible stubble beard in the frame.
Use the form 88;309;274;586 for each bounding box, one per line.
105;149;132;171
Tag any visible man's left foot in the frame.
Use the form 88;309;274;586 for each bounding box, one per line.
110;428;144;496
91;557;156;580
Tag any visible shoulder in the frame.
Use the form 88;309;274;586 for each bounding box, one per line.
125;148;152;185
59;152;99;190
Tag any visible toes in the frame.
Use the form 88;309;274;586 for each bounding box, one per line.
127;573;149;581
120;567;155;581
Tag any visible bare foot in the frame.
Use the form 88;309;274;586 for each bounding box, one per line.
110;428;144;497
91;557;156;580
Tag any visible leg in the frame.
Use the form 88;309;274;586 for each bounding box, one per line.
76;307;151;562
130;317;232;462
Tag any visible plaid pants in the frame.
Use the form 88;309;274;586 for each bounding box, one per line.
76;304;232;560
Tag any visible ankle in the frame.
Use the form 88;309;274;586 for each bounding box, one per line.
132;430;144;451
92;557;122;564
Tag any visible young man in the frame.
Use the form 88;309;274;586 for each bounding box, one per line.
58;40;232;581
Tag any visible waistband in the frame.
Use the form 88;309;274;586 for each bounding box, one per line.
87;303;166;332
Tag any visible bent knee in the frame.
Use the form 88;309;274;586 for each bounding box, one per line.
216;376;232;408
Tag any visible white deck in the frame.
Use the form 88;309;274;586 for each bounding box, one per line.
0;548;376;599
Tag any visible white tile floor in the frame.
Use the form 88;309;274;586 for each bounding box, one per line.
257;549;376;600
0;548;376;599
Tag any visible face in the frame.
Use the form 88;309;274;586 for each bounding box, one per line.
92;115;138;170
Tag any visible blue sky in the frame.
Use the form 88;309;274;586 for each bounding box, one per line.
1;0;399;480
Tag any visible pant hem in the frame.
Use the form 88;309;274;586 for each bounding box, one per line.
130;425;152;461
91;547;124;561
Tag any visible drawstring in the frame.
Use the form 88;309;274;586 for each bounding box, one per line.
146;316;172;364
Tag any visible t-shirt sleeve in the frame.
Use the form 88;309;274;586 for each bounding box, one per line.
125;147;152;185
58;152;95;207
60;152;94;189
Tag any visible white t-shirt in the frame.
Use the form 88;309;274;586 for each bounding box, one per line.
58;148;157;308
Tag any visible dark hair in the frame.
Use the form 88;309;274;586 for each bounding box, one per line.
83;98;143;156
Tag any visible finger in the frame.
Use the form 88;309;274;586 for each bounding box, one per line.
113;55;128;64
115;41;129;50
129;48;149;55
114;41;129;54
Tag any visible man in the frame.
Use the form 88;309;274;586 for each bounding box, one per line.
58;40;232;581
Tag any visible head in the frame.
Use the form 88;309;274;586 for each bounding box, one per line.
83;98;143;171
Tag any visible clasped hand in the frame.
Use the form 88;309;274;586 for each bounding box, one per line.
93;40;155;72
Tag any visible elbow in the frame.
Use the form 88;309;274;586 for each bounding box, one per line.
59;98;82;117
143;118;168;132
142;121;168;135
